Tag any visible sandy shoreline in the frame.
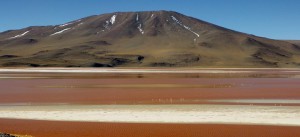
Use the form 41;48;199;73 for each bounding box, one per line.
0;104;300;126
0;68;300;74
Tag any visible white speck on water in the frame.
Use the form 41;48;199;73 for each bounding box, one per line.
8;31;30;39
171;16;200;38
50;28;71;36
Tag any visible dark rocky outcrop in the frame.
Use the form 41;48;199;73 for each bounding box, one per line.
92;63;113;67
0;55;20;58
0;133;16;137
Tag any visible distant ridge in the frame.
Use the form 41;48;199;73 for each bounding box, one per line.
286;40;300;46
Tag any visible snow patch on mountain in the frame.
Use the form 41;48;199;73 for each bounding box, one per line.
103;15;117;30
50;28;71;36
136;14;144;35
151;14;154;18
137;24;145;34
104;21;110;29
59;23;73;27
8;31;30;39
171;16;200;38
110;15;117;25
136;14;139;21
59;20;81;28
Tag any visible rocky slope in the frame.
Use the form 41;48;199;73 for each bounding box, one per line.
0;11;300;67
286;40;300;46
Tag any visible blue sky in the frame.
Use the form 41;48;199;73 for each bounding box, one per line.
0;0;299;39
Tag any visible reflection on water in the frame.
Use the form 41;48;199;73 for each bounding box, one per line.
0;68;300;105
40;84;233;89
210;99;300;104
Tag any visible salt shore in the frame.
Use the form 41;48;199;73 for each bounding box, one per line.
209;99;300;104
0;68;299;74
0;105;300;126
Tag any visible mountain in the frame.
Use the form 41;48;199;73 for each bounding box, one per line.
0;10;300;68
286;40;300;46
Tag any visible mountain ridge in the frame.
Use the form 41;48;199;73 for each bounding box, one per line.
0;11;300;68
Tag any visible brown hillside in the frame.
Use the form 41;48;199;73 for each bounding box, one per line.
0;11;300;67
